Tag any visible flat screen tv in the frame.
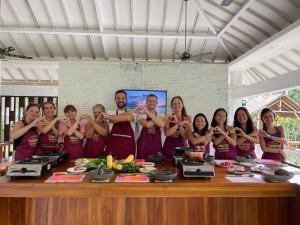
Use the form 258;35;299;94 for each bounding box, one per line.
124;89;167;114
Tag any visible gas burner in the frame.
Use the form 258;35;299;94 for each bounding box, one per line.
182;158;205;166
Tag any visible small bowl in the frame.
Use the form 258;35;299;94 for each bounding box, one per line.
147;154;166;164
184;151;204;160
149;169;177;181
90;168;114;181
261;169;294;182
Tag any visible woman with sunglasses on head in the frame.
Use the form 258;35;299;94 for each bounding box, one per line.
211;108;237;160
84;104;109;158
186;113;213;157
259;108;287;161
10;103;45;161
162;96;191;159
233;107;259;159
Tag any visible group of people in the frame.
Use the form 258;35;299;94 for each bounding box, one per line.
10;89;287;162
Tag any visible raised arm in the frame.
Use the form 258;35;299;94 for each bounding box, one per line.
236;127;259;145
212;126;236;146
84;114;108;138
164;115;179;137
101;112;134;123
40;117;61;137
138;110;166;129
10;117;44;140
62;117;85;140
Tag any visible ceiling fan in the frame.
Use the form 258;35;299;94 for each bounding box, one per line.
0;47;33;60
174;0;213;63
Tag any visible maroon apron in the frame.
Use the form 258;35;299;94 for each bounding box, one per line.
236;139;256;159
213;139;237;160
39;129;58;146
84;133;107;158
106;111;136;159
137;115;162;159
162;117;188;159
15;120;39;161
63;125;84;160
188;133;210;157
262;127;284;161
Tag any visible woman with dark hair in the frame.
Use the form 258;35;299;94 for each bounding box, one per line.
211;108;237;160
10;103;45;161
84;104;109;158
58;105;85;160
39;102;60;147
233;107;259;159
186;113;213;157
259;108;287;161
162;96;191;159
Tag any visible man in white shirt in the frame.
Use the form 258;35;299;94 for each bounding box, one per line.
102;90;137;159
136;94;166;159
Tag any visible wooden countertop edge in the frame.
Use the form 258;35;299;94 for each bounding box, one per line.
0;182;296;198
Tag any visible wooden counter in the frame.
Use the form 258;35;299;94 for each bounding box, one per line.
0;161;299;225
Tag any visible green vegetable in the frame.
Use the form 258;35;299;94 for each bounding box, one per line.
119;162;140;173
86;159;106;170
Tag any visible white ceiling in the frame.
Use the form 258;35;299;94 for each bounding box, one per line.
0;0;300;87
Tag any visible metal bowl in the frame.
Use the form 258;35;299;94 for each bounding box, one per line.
150;169;177;181
90;168;114;181
261;169;294;182
147;154;166;164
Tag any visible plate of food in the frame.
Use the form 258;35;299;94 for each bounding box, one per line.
216;161;235;168
139;167;157;173
67;166;87;174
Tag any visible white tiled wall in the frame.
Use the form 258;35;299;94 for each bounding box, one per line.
59;61;228;122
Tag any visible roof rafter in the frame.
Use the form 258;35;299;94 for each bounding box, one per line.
217;0;256;38
0;27;216;40
59;0;82;59
191;0;234;59
94;0;107;59
229;18;300;72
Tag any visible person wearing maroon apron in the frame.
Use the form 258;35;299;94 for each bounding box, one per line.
137;94;166;159
163;96;191;159
233;107;259;159
39;102;60;149
104;90;136;159
211;108;237;160
10;103;44;161
58;105;85;160
259;108;287;161
187;113;213;158
84;104;108;158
